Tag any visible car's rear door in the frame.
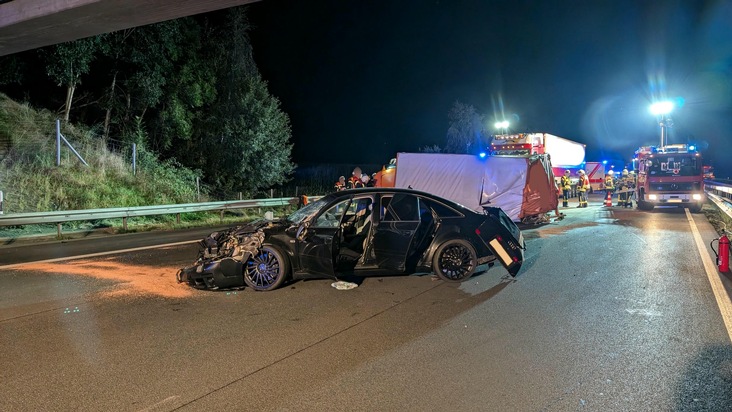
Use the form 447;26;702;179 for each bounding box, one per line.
372;193;422;272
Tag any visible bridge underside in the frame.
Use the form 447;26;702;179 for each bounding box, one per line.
0;0;259;56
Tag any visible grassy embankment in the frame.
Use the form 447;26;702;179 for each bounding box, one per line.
0;93;287;239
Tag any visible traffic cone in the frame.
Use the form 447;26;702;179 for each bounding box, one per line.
604;192;612;207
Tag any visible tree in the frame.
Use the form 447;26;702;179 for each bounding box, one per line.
419;144;442;153
41;37;101;122
445;101;487;154
194;7;294;196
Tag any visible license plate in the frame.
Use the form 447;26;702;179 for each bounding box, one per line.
489;238;512;267
668;198;682;203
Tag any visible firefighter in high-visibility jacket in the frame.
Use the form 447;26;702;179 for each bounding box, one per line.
577;169;589;208
560;170;572;207
348;167;364;189
617;169;630;207
334;176;347;191
604;171;615;205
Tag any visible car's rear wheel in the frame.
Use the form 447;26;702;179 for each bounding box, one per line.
244;246;289;291
432;239;477;282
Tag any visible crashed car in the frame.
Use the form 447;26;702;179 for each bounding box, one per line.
177;188;525;291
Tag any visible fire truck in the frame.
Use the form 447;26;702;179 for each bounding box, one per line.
489;132;586;188
632;144;704;212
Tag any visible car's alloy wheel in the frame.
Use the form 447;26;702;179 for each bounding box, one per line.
433;239;477;282
244;246;289;291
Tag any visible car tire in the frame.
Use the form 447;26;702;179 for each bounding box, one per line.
432;239;477;282
244;246;289;291
689;203;703;213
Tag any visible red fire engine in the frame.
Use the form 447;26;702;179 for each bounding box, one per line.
632;144;704;212
489;132;586;187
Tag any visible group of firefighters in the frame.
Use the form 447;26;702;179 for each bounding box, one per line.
559;168;636;209
334;167;376;191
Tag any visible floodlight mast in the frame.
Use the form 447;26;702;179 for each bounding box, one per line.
494;120;509;135
649;101;674;148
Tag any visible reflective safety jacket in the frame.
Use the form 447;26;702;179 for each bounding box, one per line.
578;175;590;192
347;176;363;189
604;176;615;190
560;175;571;190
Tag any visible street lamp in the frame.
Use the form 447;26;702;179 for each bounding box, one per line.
494;120;509;135
649;101;674;148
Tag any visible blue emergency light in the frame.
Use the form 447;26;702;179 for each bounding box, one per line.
479;152;487;158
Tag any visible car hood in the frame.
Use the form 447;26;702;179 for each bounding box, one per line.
197;219;290;263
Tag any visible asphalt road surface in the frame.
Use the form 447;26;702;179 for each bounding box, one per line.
2;199;732;411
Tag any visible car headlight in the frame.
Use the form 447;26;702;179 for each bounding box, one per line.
692;193;702;200
648;194;657;200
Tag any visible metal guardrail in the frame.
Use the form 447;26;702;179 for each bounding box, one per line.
0;197;305;236
705;179;732;221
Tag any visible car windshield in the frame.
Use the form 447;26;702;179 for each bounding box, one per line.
287;198;329;224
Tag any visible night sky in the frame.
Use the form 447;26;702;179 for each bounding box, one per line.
247;0;732;177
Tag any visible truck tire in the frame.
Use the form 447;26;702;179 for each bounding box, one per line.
689;203;703;213
637;201;654;211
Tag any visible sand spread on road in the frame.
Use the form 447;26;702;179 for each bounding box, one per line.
18;258;194;298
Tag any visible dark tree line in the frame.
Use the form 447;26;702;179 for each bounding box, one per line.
0;6;294;197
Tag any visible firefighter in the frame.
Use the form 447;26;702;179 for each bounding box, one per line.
361;173;372;187
577;169;589;208
348;167;363;189
617;169;629;207
604;171;615;206
334;176;346;191
560;170;572;207
627;170;636;207
621;169;635;207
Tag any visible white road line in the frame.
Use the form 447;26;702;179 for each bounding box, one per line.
0;240;199;270
136;395;180;412
686;208;732;343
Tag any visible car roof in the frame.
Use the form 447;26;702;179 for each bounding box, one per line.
321;188;475;213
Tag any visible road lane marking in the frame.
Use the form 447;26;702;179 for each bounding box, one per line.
137;395;180;412
686;208;732;343
0;240;200;270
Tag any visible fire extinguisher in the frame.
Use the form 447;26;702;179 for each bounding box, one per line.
711;232;730;273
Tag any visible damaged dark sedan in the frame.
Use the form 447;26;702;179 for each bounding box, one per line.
177;188;525;291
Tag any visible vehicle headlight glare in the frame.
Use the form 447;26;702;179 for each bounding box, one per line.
692;193;702;200
649;194;657;200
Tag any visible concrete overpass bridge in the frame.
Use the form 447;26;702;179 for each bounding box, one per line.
0;0;259;56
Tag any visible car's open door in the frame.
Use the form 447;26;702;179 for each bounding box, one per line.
372;193;426;272
297;198;351;276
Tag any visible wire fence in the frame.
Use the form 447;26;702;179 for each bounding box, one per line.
0;119;386;212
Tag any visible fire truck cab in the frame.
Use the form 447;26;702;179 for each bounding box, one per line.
633;144;704;212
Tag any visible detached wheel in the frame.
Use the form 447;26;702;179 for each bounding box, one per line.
244;246;289;291
432;239;477;282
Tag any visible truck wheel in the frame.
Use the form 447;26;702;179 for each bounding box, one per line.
638;201;654;211
689;204;703;213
